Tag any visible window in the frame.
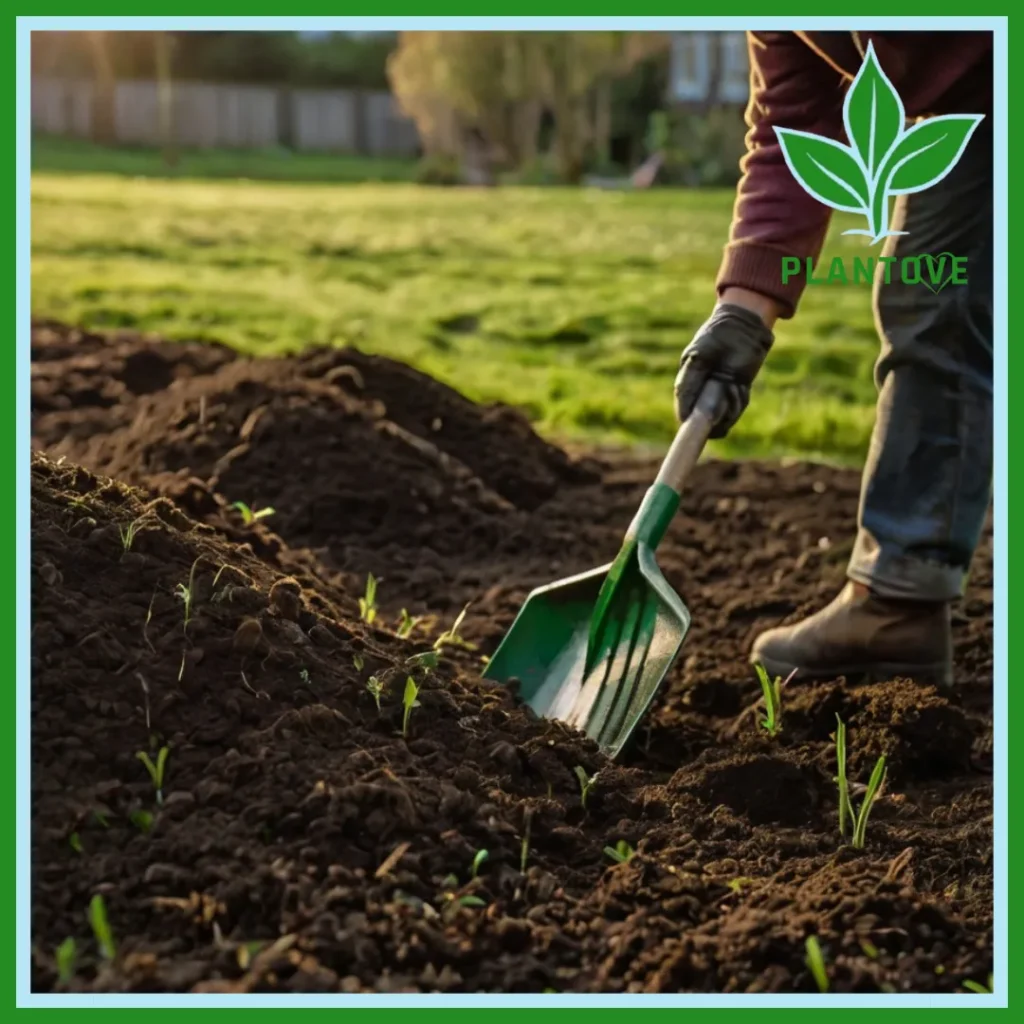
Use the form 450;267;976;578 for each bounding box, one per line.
670;32;711;103
717;32;749;104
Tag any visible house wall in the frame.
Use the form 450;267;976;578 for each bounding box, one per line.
669;31;749;107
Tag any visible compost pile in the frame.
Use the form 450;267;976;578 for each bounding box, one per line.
30;321;993;994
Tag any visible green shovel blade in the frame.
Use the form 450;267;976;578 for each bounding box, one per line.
483;487;691;758
484;386;720;757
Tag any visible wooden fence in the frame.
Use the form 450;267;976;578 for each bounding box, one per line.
31;77;422;157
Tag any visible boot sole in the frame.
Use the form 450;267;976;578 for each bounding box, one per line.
754;654;953;691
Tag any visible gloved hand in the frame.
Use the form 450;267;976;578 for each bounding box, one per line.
673;303;774;439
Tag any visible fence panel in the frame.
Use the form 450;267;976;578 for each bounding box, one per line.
31;77;420;157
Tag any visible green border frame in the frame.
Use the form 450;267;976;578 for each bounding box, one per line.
14;7;1013;1016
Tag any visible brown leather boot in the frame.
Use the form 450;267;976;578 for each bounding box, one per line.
750;582;953;688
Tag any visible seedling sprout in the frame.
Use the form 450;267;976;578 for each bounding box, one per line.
406;650;438;670
520;808;533;874
142;595;156;653
353;654;365;673
834;715;854;838
603;840;635;864
852;755;888;850
574;766;598;810
754;663;793;737
962;975;993;994
359;574;379;624
470;849;489;879
396;608;420;639
402;676;420;737
804;935;829;993
55;938;77;985
130;809;154;834
69;832;83;854
175;557;202;633
136;746;169;805
88;894;116;961
834;716;887;849
727;876;756;894
118;515;147;553
366;675;384;712
433;604;474;652
231;501;275;526
137;673;152;731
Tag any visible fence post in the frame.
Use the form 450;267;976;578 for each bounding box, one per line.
277;84;295;149
353;89;369;155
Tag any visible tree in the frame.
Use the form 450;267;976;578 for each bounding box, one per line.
388;31;669;182
153;32;177;167
86;32;117;144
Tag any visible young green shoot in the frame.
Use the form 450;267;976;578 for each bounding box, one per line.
353;653;365;673
118;515;147;554
366;675;384;712
727;877;757;895
231;501;276;526
754;662;793;737
852;754;888;850
835;715;887;848
88;894;116;961
136;746;169;806
574;766;599;810
299;667;311;686
520;808;533;874
402;676;420;737
470;849;489;879
69;832;83;854
804;935;829;993
603;840;635;864
962;975;993;994
396;608;420;639
130;809;154;834
55;937;77;985
175;557;202;633
142;594;156;652
433;604;474;652
834;715;855;839
359;573;379;625
859;938;880;959
406;650;439;671
136;672;152;732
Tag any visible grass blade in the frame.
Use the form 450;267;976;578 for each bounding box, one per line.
852;754;887;849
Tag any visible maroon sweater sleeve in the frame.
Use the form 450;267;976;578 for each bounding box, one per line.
716;32;847;319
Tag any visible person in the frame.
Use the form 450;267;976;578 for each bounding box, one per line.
673;32;993;689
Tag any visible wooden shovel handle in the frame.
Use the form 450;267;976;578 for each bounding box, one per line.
655;380;725;495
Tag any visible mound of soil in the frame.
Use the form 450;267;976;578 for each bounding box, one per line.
30;322;993;994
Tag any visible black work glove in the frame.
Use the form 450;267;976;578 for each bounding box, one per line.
673;303;774;439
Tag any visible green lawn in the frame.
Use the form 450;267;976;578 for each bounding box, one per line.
32;135;419;184
31;157;882;461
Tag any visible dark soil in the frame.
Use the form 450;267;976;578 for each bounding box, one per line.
30;321;993;994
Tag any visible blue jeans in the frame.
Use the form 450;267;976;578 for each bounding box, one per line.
847;121;993;601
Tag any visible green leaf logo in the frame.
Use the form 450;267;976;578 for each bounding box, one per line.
775;40;984;243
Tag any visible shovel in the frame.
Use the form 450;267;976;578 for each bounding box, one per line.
483;382;723;758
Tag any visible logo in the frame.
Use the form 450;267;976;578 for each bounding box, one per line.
775;40;984;245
